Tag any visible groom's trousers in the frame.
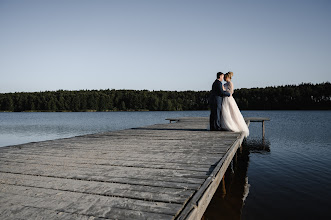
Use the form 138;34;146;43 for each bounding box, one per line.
210;96;223;131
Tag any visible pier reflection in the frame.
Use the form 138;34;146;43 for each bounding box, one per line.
202;138;270;220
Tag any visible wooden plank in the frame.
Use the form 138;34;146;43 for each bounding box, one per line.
0;172;201;192
0;142;232;154
0;162;208;185
0;172;194;204
0;185;179;220
0;140;231;163
0;157;211;177
0;155;216;172
244;117;270;122
0;132;237;148
0;151;224;166
0;204;100;220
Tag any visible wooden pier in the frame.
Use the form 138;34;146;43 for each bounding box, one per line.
0;117;267;220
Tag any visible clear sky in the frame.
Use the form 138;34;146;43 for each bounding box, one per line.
0;0;330;93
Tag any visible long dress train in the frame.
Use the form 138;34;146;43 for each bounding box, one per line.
221;82;249;137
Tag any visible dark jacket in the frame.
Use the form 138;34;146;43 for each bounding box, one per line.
209;79;231;131
211;79;230;98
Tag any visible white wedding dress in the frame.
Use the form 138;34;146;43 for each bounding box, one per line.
221;81;249;137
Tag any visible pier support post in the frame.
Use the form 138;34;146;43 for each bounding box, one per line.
262;120;265;138
221;175;226;198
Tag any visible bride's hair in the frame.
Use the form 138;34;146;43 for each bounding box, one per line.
225;71;233;80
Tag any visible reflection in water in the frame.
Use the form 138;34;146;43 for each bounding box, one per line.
202;138;270;220
242;138;270;154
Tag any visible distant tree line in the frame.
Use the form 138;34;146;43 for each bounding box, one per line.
235;82;331;110
0;89;209;112
0;82;330;112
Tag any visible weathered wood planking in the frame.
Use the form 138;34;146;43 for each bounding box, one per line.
0;117;247;220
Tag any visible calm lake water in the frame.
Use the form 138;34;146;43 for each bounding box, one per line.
1;110;331;219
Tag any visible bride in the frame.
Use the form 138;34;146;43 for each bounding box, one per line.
221;72;249;137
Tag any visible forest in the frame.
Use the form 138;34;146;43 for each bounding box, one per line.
0;82;330;112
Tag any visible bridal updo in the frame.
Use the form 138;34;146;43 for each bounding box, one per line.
225;72;233;80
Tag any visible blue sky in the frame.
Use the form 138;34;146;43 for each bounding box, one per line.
0;0;330;93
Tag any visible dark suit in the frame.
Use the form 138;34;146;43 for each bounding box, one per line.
209;79;231;131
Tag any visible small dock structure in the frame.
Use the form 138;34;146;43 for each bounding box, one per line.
0;117;268;219
244;117;270;138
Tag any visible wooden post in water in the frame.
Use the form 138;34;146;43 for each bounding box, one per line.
221;175;226;199
262;120;265;138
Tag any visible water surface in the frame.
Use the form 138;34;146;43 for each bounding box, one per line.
205;110;331;219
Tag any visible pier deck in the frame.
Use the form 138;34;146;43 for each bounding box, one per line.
0;117;252;220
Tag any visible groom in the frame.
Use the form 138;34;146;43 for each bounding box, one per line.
209;72;231;131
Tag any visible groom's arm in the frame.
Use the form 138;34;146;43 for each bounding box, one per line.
220;83;231;97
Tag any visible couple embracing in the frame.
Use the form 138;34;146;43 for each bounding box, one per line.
209;72;249;137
